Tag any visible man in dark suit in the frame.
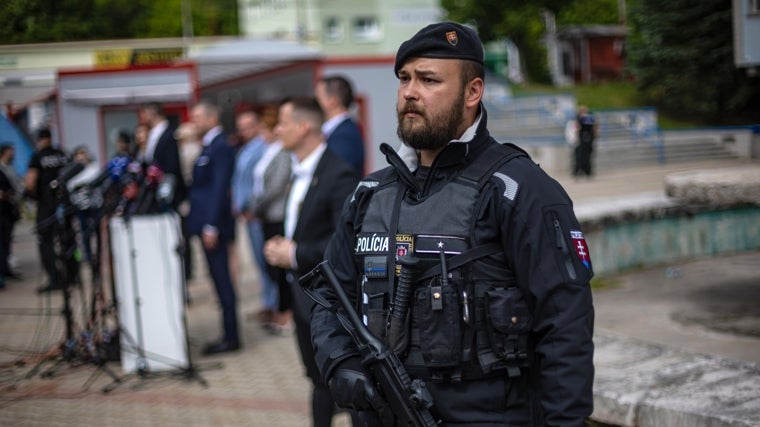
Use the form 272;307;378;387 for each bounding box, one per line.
264;97;359;427
315;75;366;176
138;102;186;206
187;100;240;355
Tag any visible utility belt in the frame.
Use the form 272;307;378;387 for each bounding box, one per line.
359;239;532;383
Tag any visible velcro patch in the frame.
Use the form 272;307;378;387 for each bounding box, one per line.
414;234;467;255
570;230;591;269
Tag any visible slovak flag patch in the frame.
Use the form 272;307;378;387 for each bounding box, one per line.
570;230;591;269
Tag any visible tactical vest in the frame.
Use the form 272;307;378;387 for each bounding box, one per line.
354;142;532;382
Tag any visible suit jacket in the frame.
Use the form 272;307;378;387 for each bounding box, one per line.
249;147;291;223
292;148;359;277
326;117;365;177
187;132;236;241
152;125;187;204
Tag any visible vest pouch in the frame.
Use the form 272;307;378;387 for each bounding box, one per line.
412;277;462;368
363;289;389;341
484;287;531;363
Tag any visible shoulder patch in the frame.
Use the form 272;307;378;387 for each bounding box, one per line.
570;230;591;269
493;172;519;201
350;180;379;202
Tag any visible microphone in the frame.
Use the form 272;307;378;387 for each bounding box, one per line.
50;162;84;190
88;155;131;191
113;161;144;217
135;164;164;214
156;173;177;209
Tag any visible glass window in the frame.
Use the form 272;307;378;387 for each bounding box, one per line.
325;17;343;43
353;17;382;42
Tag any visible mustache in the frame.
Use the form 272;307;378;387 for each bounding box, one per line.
399;103;425;116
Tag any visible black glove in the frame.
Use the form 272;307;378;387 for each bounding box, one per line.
329;357;378;410
328;357;394;425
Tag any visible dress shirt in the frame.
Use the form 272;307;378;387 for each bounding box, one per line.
321;112;350;138
284;143;327;240
145;119;168;162
231;135;266;213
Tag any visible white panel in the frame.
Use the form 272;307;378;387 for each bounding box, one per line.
109;213;188;373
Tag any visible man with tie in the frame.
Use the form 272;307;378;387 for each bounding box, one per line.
264;97;359;427
187;100;240;355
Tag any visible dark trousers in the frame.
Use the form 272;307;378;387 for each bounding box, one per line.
284;270;338;427
202;236;239;345
0;214;14;276
36;210;77;287
574;139;594;177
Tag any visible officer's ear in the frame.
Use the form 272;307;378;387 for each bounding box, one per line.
464;77;484;109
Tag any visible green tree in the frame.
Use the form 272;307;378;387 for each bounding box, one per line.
0;0;237;44
441;0;621;83
627;0;760;123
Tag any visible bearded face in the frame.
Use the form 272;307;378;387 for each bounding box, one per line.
396;89;465;151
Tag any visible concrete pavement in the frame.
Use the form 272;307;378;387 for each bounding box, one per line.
1;157;759;426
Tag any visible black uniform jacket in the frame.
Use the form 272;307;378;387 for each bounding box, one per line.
311;107;595;426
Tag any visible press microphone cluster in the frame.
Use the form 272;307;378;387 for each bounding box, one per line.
50;162;85;190
87;157;177;217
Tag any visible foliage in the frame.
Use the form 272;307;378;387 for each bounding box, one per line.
627;0;760;124
0;0;238;43
556;0;621;25
441;0;622;83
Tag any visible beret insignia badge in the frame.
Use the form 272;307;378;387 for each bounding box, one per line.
446;30;458;46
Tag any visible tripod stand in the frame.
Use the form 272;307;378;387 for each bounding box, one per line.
102;212;214;393
23;200;122;387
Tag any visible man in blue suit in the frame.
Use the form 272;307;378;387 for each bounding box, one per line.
187;100;240;355
315;75;365;176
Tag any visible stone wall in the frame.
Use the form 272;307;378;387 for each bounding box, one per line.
578;166;760;276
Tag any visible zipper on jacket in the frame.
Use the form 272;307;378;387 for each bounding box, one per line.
553;218;577;280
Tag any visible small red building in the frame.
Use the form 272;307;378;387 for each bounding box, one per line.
557;25;628;83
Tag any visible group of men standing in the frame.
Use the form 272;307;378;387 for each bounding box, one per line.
183;78;365;426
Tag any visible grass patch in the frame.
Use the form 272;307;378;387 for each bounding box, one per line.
590;275;620;291
510;81;702;129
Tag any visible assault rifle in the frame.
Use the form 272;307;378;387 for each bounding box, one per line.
301;261;438;427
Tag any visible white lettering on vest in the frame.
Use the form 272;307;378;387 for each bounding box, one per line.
355;233;389;253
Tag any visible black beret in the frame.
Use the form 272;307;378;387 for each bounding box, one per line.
394;22;484;76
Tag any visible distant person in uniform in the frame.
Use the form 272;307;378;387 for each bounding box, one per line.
574;105;598;178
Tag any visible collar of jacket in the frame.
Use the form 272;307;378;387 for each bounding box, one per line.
432;104;491;170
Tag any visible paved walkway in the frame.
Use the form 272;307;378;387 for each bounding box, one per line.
1;157;758;426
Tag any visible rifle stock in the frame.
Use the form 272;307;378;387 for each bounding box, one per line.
302;261;438;427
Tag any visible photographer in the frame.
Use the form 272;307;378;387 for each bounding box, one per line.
66;146;103;272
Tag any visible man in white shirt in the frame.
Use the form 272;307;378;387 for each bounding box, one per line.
264;97;359;427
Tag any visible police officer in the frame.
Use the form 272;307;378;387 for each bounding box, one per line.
25;128;73;293
310;22;595;426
